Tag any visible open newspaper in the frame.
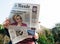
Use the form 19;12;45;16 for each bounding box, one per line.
8;3;40;44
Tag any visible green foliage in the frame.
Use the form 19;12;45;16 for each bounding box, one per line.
37;23;60;44
37;33;48;44
37;29;55;44
45;30;55;44
0;24;4;30
0;24;10;44
0;24;6;34
52;23;60;42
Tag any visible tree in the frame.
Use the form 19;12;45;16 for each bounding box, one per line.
52;23;60;43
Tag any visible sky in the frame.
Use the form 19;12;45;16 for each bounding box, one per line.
0;0;60;29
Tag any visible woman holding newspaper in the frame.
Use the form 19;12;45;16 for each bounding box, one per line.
3;14;38;44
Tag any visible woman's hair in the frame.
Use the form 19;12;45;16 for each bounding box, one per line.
13;14;22;22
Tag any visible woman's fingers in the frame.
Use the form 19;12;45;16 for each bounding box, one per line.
34;33;38;39
5;19;10;25
3;19;10;28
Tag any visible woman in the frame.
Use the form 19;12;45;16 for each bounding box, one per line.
3;14;38;44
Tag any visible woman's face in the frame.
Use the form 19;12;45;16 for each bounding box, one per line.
14;16;22;23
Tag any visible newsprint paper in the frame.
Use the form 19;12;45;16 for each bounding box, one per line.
8;3;40;44
8;25;29;44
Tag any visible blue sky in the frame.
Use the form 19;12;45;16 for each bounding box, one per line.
0;0;60;28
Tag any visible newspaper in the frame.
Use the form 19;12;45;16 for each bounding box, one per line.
8;25;29;44
8;3;40;44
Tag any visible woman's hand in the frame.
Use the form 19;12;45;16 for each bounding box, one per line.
3;19;10;28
